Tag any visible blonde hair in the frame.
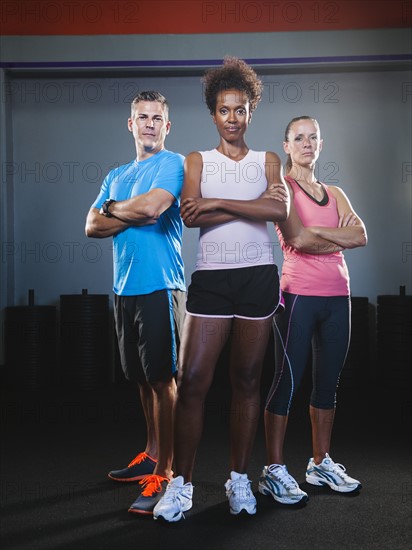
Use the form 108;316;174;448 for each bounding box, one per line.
131;91;169;120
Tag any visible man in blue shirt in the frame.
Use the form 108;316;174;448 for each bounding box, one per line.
85;91;185;515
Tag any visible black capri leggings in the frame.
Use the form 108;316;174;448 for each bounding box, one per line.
265;292;351;415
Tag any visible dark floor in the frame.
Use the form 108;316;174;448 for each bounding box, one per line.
1;375;411;550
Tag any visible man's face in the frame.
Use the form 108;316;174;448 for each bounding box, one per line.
128;101;170;155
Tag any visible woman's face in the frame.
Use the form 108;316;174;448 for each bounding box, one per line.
283;119;323;168
212;89;251;142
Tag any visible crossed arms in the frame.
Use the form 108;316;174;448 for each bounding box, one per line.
180;151;290;228
276;182;367;255
85;188;176;238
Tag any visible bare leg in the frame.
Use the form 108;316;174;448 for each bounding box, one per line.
150;377;177;478
229;317;272;473
310;405;335;464
138;380;158;458
174;315;232;482
264;410;289;465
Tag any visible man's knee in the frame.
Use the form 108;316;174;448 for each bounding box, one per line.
149;376;175;394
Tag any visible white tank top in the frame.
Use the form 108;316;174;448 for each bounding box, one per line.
196;149;274;270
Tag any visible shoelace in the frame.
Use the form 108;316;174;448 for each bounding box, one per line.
319;454;351;481
327;461;348;478
270;465;298;489
139;475;168;496
227;479;252;498
162;483;186;502
128;452;155;467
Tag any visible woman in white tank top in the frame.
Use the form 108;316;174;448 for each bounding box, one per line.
153;57;290;522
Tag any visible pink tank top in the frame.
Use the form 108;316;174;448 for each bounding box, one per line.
276;176;350;296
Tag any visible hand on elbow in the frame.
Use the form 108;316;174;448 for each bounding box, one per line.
183;218;197;229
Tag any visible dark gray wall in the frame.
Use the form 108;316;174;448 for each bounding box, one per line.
4;68;411;306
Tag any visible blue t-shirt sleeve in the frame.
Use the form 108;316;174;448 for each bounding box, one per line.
91;171;113;209
150;153;184;200
91;153;184;209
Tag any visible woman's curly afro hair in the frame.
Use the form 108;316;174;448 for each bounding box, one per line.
202;56;263;115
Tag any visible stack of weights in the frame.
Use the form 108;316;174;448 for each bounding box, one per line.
377;286;412;390
5;289;57;389
340;296;370;390
60;289;109;390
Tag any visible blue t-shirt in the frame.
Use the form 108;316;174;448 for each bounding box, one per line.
92;150;186;295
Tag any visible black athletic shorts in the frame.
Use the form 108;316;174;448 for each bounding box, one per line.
186;264;282;319
114;289;186;384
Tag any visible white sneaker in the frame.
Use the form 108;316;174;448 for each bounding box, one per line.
224;471;257;515
259;464;308;504
306;453;362;493
153;476;193;522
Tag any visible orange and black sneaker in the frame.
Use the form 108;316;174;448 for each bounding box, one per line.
128;475;169;515
108;452;157;482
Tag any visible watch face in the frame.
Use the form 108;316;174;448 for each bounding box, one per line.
104;199;115;217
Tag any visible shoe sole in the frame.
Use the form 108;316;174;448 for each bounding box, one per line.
153;501;193;522
229;506;256;515
128;507;154;515
258;483;308;504
229;502;257;515
306;475;362;493
108;472;153;482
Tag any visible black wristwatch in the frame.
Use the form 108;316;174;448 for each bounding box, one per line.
102;199;116;217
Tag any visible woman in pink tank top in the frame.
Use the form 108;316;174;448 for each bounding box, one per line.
260;117;367;505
